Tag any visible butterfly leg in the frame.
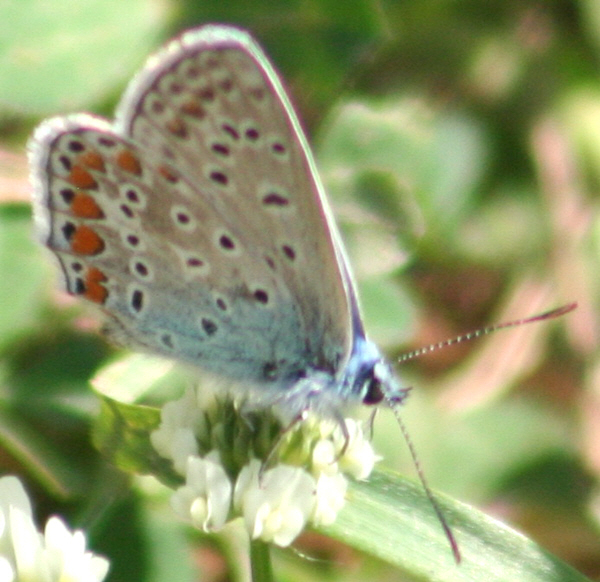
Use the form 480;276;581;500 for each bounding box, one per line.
258;410;308;485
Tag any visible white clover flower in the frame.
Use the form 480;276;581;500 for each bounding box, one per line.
0;557;13;582
151;387;380;547
0;475;109;582
335;418;379;480
171;451;233;532
311;473;348;526
311;438;339;476
150;388;203;474
234;460;316;547
43;517;108;582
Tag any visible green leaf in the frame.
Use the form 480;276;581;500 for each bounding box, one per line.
320;467;591;581
92;395;178;486
319;99;489;246
0;0;169;114
0;204;48;352
359;273;416;347
0;406;86;498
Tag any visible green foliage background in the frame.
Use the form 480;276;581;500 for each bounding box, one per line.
0;0;598;580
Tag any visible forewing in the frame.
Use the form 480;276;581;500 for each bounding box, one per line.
30;25;356;386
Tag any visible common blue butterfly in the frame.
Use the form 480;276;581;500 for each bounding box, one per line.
29;25;409;423
29;24;580;562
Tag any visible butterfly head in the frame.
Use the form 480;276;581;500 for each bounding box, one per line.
343;336;410;410
360;361;410;407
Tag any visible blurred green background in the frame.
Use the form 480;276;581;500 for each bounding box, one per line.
0;0;598;580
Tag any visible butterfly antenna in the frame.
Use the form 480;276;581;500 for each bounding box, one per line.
389;403;461;563
398;302;577;364
388;302;577;563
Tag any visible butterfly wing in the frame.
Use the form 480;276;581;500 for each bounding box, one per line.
30;25;360;387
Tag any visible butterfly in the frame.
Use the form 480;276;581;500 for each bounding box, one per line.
32;26;580;564
29;25;410;424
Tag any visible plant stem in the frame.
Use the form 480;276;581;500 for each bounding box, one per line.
250;539;274;582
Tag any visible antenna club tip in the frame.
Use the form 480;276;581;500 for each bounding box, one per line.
543;301;578;319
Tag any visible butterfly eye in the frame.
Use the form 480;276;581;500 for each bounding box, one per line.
362;376;384;405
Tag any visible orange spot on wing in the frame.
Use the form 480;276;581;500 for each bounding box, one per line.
84;267;108;304
69;165;97;189
166;117;188;138
71;193;104;219
116;149;142;175
78;150;106;172
180;100;206;119
71;225;105;255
